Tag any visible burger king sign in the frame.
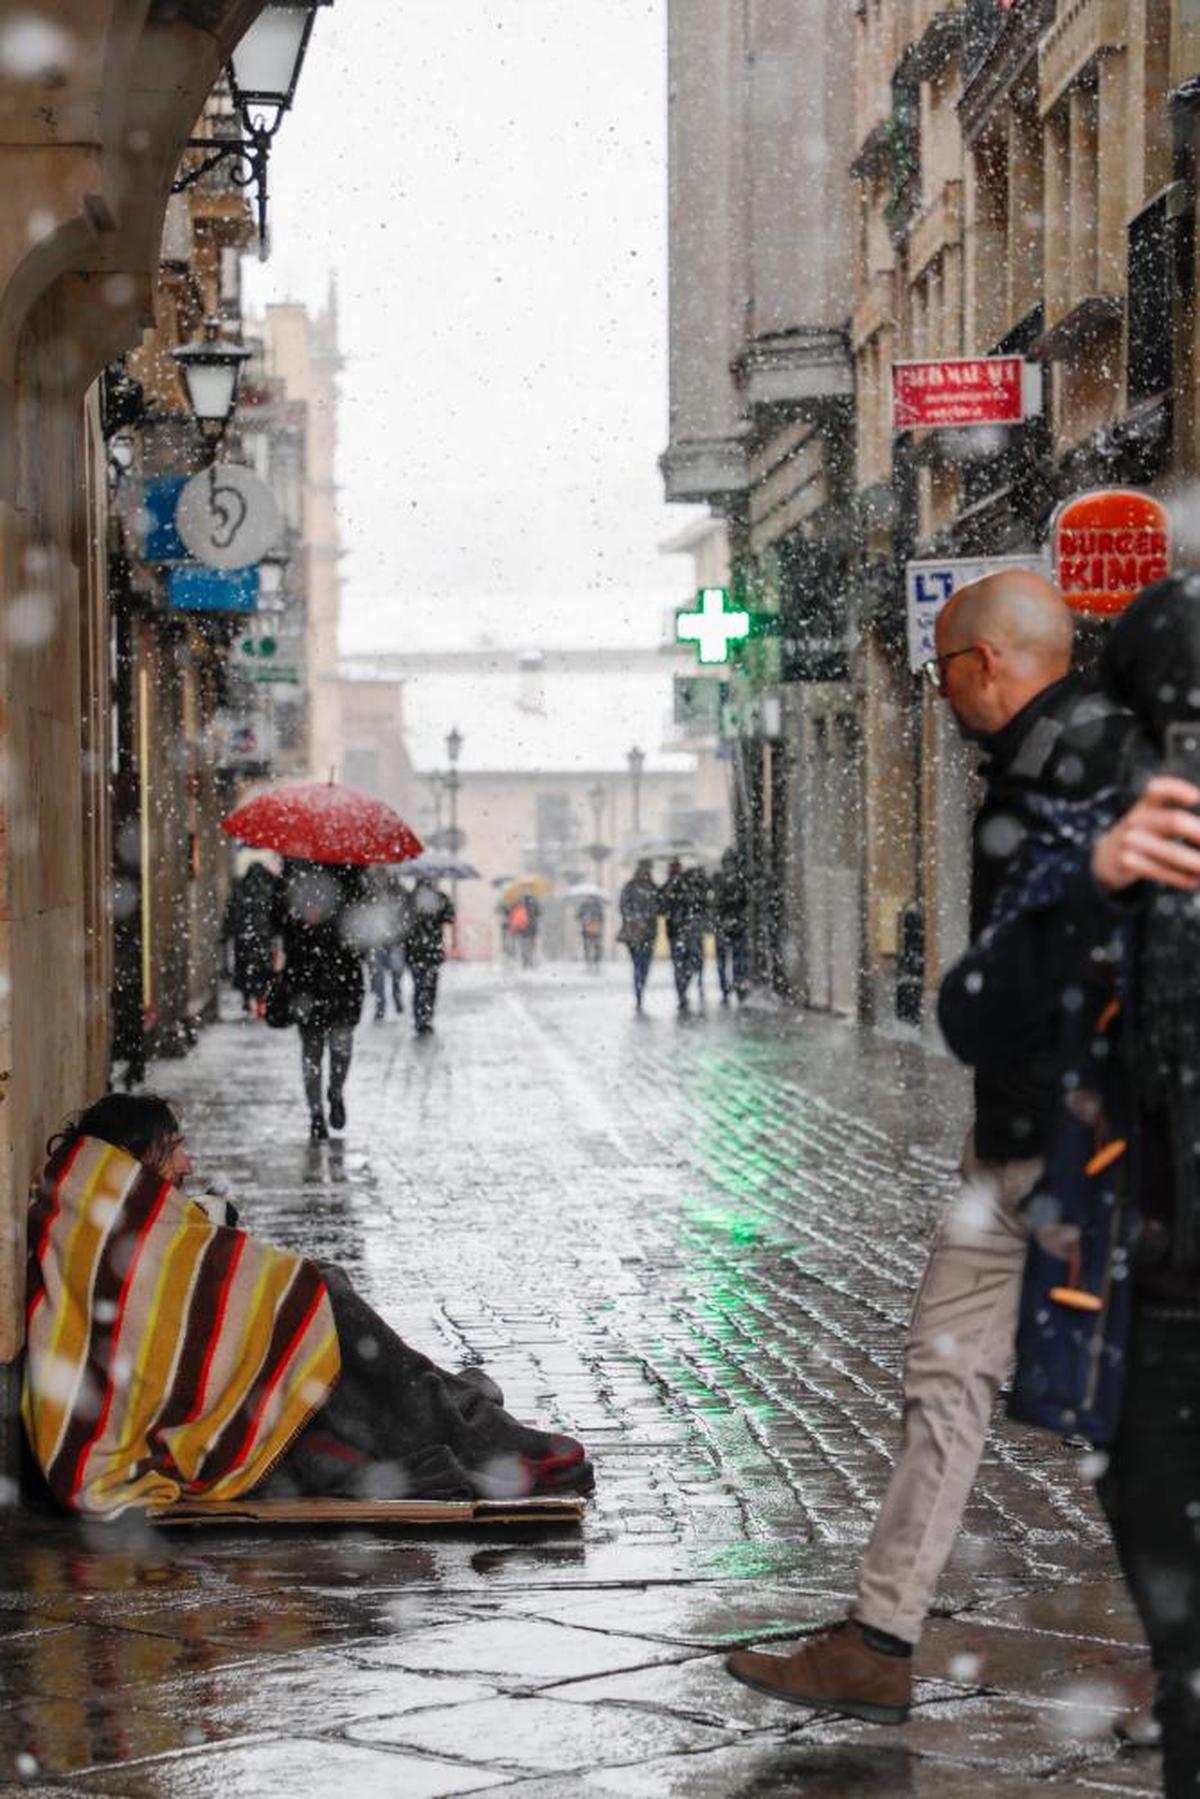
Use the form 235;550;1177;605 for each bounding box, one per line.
1053;488;1171;618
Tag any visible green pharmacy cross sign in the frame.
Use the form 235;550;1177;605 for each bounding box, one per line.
676;587;751;665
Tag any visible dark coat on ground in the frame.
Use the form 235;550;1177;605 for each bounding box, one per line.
968;671;1134;1159
274;861;367;1031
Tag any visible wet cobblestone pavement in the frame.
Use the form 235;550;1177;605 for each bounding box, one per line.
3;965;1161;1795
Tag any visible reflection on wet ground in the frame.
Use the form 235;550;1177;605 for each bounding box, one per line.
4;968;1157;1794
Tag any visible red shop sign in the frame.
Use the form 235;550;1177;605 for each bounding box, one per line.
892;355;1039;430
1053;488;1171;618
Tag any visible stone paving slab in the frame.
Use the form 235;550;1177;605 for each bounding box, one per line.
3;966;1160;1794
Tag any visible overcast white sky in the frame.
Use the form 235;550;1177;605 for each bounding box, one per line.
244;0;702;656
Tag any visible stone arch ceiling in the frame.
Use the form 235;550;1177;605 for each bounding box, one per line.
0;0;270;497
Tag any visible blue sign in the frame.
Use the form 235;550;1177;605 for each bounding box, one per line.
143;476;190;563
169;566;259;614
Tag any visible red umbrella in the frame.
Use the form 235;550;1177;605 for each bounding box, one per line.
222;781;423;867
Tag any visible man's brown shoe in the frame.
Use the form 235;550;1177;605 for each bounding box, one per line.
726;1620;912;1724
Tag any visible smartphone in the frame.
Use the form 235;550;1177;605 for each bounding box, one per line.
1164;721;1200;790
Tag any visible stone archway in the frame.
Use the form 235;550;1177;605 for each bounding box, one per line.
0;0;268;1465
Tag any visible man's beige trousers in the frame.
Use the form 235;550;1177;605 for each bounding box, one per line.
852;1135;1043;1645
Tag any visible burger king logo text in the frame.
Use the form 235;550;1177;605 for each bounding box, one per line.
1053;488;1171;618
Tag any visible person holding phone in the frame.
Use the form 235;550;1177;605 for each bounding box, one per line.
934;573;1200;1795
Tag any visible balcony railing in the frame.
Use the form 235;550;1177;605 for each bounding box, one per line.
906;179;964;281
1040;0;1127;115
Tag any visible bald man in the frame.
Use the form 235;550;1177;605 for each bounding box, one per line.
728;570;1135;1722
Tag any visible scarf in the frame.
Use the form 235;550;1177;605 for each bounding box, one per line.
23;1137;340;1518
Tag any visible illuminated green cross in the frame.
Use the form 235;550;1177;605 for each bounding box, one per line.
676;587;751;665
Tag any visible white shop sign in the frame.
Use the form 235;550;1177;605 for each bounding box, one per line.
905;554;1052;673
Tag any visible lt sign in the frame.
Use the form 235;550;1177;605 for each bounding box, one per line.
676;587;750;665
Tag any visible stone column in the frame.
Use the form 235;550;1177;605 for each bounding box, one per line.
0;0;262;1489
1067;82;1099;307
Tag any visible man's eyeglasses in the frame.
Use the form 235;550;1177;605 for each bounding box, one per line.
922;645;978;693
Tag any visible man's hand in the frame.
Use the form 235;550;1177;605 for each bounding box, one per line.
1092;775;1200;893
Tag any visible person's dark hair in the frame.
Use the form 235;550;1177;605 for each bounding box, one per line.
1100;574;1200;748
1101;572;1200;1268
47;1093;180;1166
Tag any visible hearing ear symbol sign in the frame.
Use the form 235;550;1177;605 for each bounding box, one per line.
207;470;248;551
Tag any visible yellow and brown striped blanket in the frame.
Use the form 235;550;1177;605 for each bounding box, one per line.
23;1135;340;1518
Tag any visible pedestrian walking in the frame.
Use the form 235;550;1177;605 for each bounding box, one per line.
618;859;660;1011
274;859;368;1141
365;865;409;1020
937;576;1200;1794
661;857;705;1013
710;846;750;1003
406;877;455;1035
23;1094;595;1516
510;892;540;969
221;856;279;1018
727;569;1134;1722
577;895;605;968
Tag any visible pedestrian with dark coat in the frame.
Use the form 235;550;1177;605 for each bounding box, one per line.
406;878;455;1035
711;847;750;1003
274;859;368;1141
618;859;659;1011
577;895;605;968
661;858;706;1013
221;858;279;1017
938;575;1200;1796
728;569;1136;1725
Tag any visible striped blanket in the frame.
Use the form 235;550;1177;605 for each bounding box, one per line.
23;1136;341;1518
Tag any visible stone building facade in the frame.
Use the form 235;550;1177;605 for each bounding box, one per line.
661;0;859;1008
663;0;1200;1027
850;0;1186;1014
0;0;312;1465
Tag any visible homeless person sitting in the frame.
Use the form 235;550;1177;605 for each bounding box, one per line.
937;573;1200;1799
23;1093;593;1519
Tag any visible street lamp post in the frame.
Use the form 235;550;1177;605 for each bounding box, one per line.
427;770;445;840
627;745;645;842
587;783;606;878
445;727;463;951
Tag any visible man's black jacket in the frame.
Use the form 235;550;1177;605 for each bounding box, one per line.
968;670;1135;1160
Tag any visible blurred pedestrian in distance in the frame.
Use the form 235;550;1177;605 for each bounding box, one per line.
221;855;279;1019
618;859;659;1011
727;567;1135;1724
24;1094;594;1515
509;892;540;969
274;859;369;1141
577;894;605;969
497;899;516;960
364;865;410;1021
661;857;706;1014
406;878;455;1035
711;847;750;1004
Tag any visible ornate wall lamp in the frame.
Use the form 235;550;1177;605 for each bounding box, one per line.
170;1;332;256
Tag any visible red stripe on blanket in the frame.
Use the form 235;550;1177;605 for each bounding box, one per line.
67;1179;170;1503
226;1282;327;1476
184;1231;246;1425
